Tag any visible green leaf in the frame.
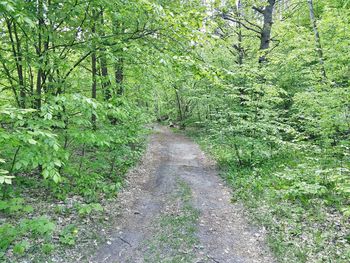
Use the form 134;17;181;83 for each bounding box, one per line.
0;175;14;184
28;138;37;145
13;241;30;255
23;17;35;28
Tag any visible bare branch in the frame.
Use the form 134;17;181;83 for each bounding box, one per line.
222;14;261;35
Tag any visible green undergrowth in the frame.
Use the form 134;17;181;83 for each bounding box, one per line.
144;179;199;263
186;128;350;263
0;124;148;262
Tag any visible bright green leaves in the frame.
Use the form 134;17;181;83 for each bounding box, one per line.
77;203;103;217
0;0;15;12
20;217;56;237
0;106;64;184
0;198;34;214
13;240;30;255
0;217;55;254
0;157;12;184
0;174;14;185
0;157;11;184
59;224;78;246
293;88;350;144
0;223;17;252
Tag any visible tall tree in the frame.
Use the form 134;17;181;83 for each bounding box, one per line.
5;18;25;108
35;0;45;110
115;58;124;96
236;0;244;65
307;0;327;81
254;0;277;63
91;9;97;129
221;0;277;63
99;8;112;101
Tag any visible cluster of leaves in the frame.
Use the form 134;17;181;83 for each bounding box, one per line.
0;107;64;184
59;224;79;247
0;216;55;258
0;198;33;214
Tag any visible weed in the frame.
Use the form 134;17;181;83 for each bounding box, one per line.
59;224;79;246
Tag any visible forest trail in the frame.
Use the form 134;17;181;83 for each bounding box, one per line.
90;126;274;263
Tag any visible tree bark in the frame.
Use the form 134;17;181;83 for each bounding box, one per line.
174;88;183;122
236;0;244;65
6;19;26;108
112;13;124;97
35;0;44;110
235;0;246;105
259;0;276;63
115;57;124;96
100;55;111;100
91;10;97;129
99;9;112;101
307;0;327;81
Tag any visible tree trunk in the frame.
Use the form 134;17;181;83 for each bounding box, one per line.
115;57;124;96
36;69;43;110
99;9;112;101
236;0;246;105
111;13;124;97
236;0;244;65
100;55;111;100
174;88;183;122
35;0;44;110
307;0;327;81
6;19;26;108
91;10;97;129
259;0;276;63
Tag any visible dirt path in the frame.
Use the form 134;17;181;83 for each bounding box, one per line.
90;126;274;263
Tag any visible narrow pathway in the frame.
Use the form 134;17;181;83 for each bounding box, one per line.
90;126;274;263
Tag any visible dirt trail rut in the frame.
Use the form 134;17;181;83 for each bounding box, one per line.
90;126;274;263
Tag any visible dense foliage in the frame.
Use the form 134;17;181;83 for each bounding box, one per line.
180;0;350;262
0;0;203;260
0;0;349;262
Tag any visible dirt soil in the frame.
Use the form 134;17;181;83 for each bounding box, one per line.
89;126;275;263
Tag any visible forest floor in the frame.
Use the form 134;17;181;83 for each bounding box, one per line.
85;126;274;263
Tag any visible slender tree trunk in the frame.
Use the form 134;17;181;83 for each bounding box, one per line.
35;0;44;110
236;0;244;65
29;65;34;107
91;56;97;129
174;88;183;122
259;0;276;63
91;11;97;129
99;9;112;101
115;57;124;96
111;14;124;97
100;56;111;100
6;19;26;108
235;0;246;106
13;22;26;108
36;70;43;110
307;0;327;81
10;146;21;174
